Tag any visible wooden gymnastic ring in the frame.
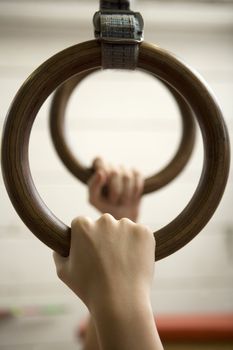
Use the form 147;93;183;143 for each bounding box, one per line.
1;40;230;260
49;69;196;191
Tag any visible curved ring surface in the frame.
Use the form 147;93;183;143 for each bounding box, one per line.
1;40;230;260
49;69;196;191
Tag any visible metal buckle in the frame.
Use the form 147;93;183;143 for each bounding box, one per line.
93;10;144;44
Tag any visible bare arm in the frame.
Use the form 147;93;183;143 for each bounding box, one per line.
92;290;163;350
53;215;164;350
84;157;144;350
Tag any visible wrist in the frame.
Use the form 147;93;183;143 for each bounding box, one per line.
90;292;163;350
89;288;151;320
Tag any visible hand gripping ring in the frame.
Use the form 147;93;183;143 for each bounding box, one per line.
1;40;230;260
49;69;196;192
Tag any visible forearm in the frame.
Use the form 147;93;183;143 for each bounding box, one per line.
83;213;139;350
83;317;101;350
91;293;164;350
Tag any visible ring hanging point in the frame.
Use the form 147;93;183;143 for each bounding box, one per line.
93;0;144;69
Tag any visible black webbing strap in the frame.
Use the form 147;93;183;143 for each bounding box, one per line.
93;0;144;69
100;0;130;10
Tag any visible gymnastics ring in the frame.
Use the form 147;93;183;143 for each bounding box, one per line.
49;69;196;192
1;40;230;260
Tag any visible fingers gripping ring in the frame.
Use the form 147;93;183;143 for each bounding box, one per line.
1;41;230;260
49;70;196;193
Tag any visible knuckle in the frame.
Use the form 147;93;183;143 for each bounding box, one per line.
133;169;140;177
143;226;155;244
93;156;102;167
110;169;119;179
119;217;132;225
110;165;117;173
102;213;113;221
94;156;101;163
134;224;152;237
134;172;144;187
71;217;81;228
134;224;143;235
134;171;143;182
142;224;152;234
72;216;92;231
99;213;115;224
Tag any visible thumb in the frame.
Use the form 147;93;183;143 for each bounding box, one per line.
92;157;106;171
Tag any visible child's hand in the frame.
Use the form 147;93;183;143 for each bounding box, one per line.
53;214;155;313
88;157;144;222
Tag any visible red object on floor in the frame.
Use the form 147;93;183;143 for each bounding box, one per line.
77;314;233;343
156;314;233;342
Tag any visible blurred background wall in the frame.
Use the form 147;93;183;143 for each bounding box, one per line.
0;0;233;349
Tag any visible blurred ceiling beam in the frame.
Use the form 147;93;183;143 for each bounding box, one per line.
0;1;232;34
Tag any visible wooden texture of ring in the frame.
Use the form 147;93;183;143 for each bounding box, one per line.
1;40;230;260
49;70;196;192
